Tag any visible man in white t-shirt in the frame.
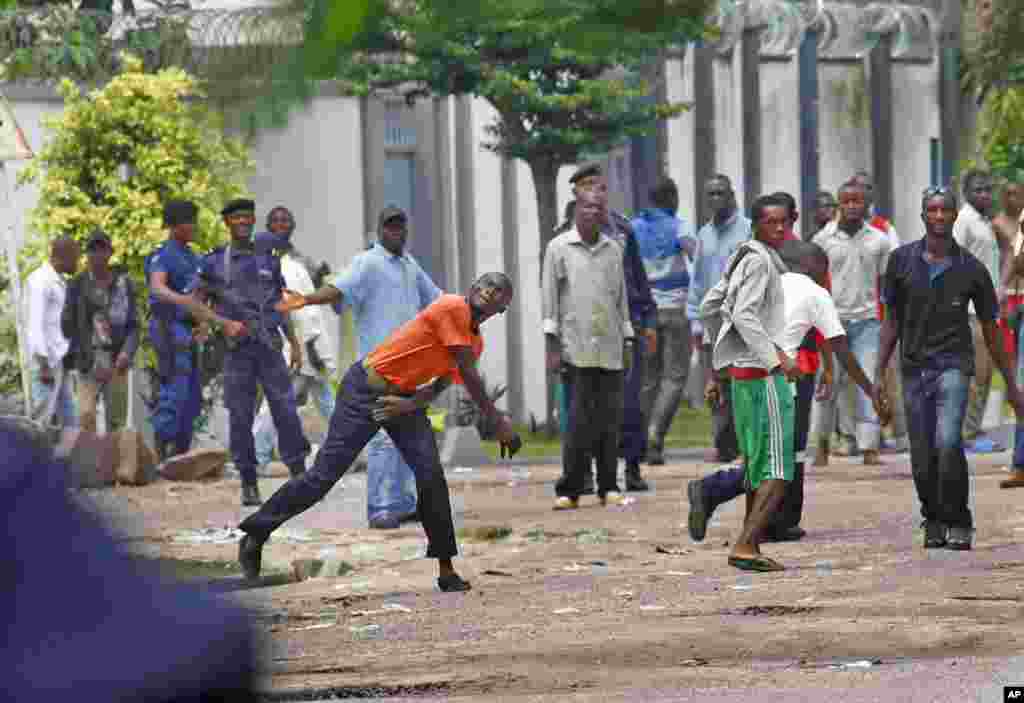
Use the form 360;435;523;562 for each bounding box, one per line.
687;240;886;542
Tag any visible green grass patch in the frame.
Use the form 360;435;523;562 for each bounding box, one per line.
480;403;714;460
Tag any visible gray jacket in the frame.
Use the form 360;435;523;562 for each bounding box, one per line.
698;240;788;371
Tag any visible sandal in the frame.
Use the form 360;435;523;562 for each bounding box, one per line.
728;555;785;572
437;573;472;592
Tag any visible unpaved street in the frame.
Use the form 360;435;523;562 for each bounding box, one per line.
85;447;1024;702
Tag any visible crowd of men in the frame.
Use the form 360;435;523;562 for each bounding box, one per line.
541;162;1024;569
20;162;1024;589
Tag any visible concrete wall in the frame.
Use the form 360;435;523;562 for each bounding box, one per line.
759;60;802;205
4;97;65;249
890;62;940;242
246;97;365;366
466;98;509;409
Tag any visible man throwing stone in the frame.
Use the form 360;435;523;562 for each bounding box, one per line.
237;273;521;592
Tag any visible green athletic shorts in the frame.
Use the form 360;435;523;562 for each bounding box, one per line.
731;374;795;491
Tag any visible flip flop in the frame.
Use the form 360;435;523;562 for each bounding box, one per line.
728;555;785;572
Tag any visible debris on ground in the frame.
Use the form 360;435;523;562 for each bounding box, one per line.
829;659;881;670
575;528;611;545
458;525;513;542
655;545;692;556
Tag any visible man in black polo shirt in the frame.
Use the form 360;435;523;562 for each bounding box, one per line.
876;187;1024;551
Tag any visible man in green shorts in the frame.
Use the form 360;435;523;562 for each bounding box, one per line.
699;193;802;572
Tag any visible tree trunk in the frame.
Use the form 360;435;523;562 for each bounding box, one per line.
527;156;561;437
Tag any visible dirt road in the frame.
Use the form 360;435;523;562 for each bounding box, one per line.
85;449;1024;702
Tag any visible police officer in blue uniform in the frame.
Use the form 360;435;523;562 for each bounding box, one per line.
146;200;242;462
192;199;310;506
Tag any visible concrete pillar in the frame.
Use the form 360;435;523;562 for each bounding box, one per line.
938;0;962;186
739;30;762;211
798;29;820;240
868;34;894;218
501;156;525;423
692;44;716;225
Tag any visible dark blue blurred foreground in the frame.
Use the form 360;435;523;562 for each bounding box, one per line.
0;420;258;702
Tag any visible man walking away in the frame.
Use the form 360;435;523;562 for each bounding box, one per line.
633;178;697;467
877;187;1024;550
953;170;1003;452
63;231;138;434
812;180;893;466
687;175;751;464
25;236;80;429
238;274;521;592
699;194;799;571
545;188;635;509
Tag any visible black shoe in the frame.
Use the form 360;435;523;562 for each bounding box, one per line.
923;520;947;549
241;483;262;507
238;534;264;580
625;463;650;492
437;573;472;592
945;526;972;551
764;526;806;543
287;463;306;478
646;443;665;466
687;480;713;542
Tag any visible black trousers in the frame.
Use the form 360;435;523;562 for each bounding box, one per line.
555;365;625;498
240;362;458;559
712;369;740;462
772;375;815;531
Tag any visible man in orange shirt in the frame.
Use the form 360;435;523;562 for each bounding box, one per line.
237;273;521;592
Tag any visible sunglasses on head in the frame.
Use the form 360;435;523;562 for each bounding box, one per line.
922;185;955;199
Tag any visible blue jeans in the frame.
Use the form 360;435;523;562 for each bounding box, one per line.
223;341;310;485
253;374;334;467
240;362;458;560
366;431;418;521
30;367;77;429
903;366;971;528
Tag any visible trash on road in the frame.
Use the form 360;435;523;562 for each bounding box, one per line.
171;527;243;544
553;607;580;615
639;605;666;611
665;571;694;576
290;622;335;632
575;528;610;545
350;624;382;639
680;658;708;667
482;569;514;577
829;659;881;670
655;545;692;556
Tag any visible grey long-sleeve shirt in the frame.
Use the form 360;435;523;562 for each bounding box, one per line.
698;240;788;371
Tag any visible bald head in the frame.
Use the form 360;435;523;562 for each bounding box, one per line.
50;236;80;276
779;240;829;285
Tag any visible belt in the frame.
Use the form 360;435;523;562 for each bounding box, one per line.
362;360;408;396
728;366;782;381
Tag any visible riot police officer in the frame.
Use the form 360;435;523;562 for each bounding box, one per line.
192;199;310;506
146;200;247;461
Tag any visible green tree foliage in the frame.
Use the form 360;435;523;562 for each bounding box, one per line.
297;0;713;255
16;54;252;288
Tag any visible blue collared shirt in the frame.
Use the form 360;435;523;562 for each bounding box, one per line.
331;243;442;357
145;239;202;322
686;212;752;321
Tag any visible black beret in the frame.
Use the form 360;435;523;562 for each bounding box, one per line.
569;163;603;185
85;229;111;250
378;205;408;229
163;200;197;227
221;198;255;217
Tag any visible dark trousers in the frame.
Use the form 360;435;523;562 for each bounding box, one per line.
620;340;647;462
149;319;201;454
240;362;458;559
701;376;814;531
712;370;739;461
224;341;310;485
555;365;624;498
903;366;972;529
